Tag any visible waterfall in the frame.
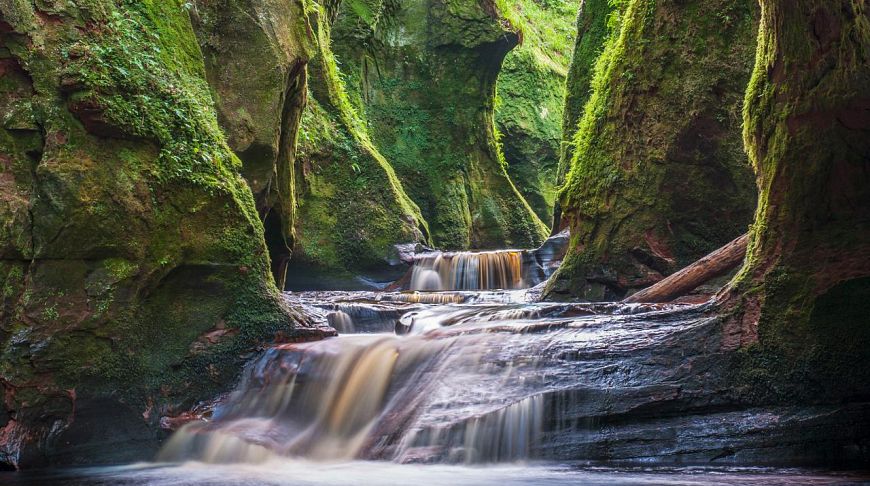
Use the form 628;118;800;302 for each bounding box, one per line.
159;325;545;463
159;336;417;463
409;251;525;291
157;285;695;467
156;295;596;465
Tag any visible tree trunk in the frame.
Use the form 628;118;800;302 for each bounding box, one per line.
624;234;748;303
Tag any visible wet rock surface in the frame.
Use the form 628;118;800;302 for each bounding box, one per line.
161;292;870;467
387;230;570;292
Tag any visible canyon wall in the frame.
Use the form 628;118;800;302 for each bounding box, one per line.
0;0;325;468
552;0;622;231
291;3;428;288
547;0;759;300
494;0;579;226
725;0;870;402
328;0;549;250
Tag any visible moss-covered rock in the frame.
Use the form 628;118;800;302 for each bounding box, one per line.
493;0;579;227
546;0;759;300
0;0;323;468
188;0;318;285
329;0;549;250
290;4;428;287
724;0;870;403
552;0;624;230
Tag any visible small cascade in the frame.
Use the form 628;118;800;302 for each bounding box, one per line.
409;251;525;291
159;336;421;463
158;289;701;466
380;291;470;305
327;310;355;333
400;230;570;292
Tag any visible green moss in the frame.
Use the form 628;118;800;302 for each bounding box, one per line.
103;258;138;281
290;5;427;276
0;0;308;466
66;4;242;191
328;0;549;250
546;0;758;300
731;277;870;403
493;0;579;225
2;265;24;299
555;0;625;215
725;1;870;404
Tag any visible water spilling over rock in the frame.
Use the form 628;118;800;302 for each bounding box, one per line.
158;295;606;464
388;230;569;292
409;251;526;291
156;288;870;466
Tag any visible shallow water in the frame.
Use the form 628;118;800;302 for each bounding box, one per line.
6;252;866;481
4;461;869;486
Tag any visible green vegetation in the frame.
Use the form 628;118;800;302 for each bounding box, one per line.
4;0;865;470
725;0;870;403
292;4;427;275
0;0;307;466
553;0;626;228
328;0;549;250
545;0;758;300
494;0;580;226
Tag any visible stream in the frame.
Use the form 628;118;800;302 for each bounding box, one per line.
5;248;868;484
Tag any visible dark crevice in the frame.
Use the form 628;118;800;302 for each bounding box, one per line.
260;60;308;287
263;206;291;290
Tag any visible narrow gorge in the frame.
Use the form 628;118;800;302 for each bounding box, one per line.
1;0;868;484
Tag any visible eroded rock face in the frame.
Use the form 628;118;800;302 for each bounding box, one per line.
289;5;428;286
329;0;549;250
547;0;759;301
494;0;580;227
723;0;870;403
0;1;328;469
189;0;316;285
552;0;623;232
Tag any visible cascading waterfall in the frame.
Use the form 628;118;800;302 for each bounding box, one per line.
158;289;702;466
409;251;525;291
156;233;708;468
158;321;547;464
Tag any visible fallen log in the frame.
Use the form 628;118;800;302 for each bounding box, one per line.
623;233;749;304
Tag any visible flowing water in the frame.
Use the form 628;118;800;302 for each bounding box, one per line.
408;250;526;290
6;249;868;484
157;288;641;465
6;462;869;485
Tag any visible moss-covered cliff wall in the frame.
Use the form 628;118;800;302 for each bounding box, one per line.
546;0;759;301
188;0;427;288
725;0;870;402
552;0;623;231
329;0;549;250
493;0;579;227
0;0;323;468
290;4;428;287
188;0;318;286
